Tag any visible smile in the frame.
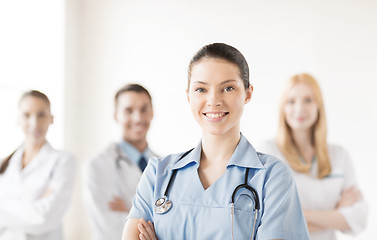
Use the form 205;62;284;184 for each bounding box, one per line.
204;112;229;120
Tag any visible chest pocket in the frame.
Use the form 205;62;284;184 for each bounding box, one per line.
232;188;258;239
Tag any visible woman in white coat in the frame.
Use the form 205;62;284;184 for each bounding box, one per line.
259;73;368;240
0;90;76;240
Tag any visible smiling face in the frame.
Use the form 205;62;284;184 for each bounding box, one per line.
18;96;53;145
114;91;153;146
187;57;252;137
284;83;319;132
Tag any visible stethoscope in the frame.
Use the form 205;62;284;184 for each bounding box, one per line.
115;144;130;168
154;149;260;240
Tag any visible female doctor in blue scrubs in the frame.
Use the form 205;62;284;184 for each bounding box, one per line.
122;43;310;240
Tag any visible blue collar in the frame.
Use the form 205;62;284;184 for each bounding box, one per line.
172;134;265;170
119;140;153;165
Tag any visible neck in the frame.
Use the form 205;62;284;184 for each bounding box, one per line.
292;129;312;148
126;139;148;153
291;129;315;162
22;140;46;168
24;140;45;154
201;130;241;164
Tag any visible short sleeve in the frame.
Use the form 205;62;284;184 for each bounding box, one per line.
127;157;158;221
256;160;309;240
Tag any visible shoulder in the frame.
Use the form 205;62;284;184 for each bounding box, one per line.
327;143;349;157
147;152;185;173
327;143;353;169
48;145;76;168
86;143;118;166
257;152;293;180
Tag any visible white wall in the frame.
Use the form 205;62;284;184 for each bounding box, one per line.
1;0;375;239
0;1;65;156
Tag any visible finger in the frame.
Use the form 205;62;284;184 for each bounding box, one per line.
139;233;147;240
138;221;147;234
147;220;155;231
138;223;150;240
140;219;155;240
146;220;157;240
143;221;156;239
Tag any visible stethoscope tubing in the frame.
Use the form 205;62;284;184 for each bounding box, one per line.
155;148;260;240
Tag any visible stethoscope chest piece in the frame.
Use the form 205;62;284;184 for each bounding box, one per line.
155;196;172;214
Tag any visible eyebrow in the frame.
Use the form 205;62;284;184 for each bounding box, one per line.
192;79;238;85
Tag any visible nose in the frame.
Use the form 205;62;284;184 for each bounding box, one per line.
29;115;38;129
132;110;142;123
207;91;222;107
294;100;305;113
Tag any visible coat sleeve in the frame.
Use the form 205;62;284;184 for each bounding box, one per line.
82;155;128;239
0;152;76;235
337;147;368;236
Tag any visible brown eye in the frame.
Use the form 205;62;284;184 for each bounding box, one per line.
38;112;47;118
304;98;312;103
125;109;132;115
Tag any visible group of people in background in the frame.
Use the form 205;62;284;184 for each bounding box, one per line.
0;43;367;240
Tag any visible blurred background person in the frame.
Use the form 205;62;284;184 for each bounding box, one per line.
0;90;76;240
259;73;368;240
82;84;158;240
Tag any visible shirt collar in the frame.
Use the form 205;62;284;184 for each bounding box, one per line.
172;134;265;170
227;135;265;169
172;140;202;170
119;140;153;165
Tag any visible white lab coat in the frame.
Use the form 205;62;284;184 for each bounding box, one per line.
258;140;368;240
82;143;157;240
0;142;76;240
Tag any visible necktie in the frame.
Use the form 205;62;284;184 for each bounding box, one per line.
138;156;147;172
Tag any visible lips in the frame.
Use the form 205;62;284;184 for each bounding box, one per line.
203;112;229;120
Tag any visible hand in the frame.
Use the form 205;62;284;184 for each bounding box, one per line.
336;186;361;209
41;187;54;198
138;218;157;240
109;196;129;212
306;222;324;233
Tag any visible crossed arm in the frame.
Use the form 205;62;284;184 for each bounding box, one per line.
304;186;361;233
122;218;157;240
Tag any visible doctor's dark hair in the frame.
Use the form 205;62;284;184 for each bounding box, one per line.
187;43;250;89
0;151;16;174
114;84;152;107
19;90;51;112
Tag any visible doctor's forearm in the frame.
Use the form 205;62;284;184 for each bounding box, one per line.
304;209;350;231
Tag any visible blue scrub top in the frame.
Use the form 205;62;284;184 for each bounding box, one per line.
128;135;309;239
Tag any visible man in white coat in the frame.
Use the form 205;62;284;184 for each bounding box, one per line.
83;84;157;240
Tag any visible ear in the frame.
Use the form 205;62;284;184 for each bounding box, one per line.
50;115;54;125
244;85;253;104
186;89;190;104
114;111;118;123
150;107;154;120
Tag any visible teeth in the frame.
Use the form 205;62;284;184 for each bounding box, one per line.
206;113;226;119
